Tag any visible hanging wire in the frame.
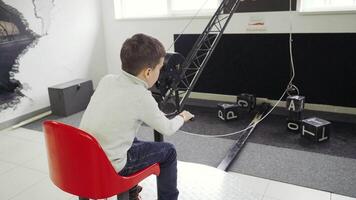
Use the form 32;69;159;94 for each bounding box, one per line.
177;0;300;138
167;0;214;51
287;0;300;96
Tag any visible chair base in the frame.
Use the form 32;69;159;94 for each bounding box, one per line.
78;191;129;200
117;191;129;200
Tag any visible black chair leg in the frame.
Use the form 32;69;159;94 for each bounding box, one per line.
78;197;89;200
117;191;129;200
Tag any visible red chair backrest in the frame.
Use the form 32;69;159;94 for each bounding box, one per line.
43;120;151;198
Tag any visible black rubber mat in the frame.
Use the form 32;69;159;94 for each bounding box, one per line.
181;105;356;160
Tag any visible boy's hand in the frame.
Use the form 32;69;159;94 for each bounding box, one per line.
179;110;194;122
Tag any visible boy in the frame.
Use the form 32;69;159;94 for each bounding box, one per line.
80;33;194;200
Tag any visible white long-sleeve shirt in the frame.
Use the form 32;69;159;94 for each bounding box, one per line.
79;71;184;172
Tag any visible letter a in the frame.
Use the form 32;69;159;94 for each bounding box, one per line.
288;100;295;111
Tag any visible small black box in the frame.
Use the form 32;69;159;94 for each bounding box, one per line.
301;117;331;142
217;103;239;121
286;119;301;133
286;110;302;132
236;93;256;111
287;110;302;121
48;79;93;116
286;95;305;112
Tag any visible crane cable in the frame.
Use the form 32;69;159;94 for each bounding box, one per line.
167;0;214;51
166;0;299;138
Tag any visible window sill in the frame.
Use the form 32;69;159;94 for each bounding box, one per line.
115;14;216;21
299;9;356;15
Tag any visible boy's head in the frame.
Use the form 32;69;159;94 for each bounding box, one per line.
120;33;166;88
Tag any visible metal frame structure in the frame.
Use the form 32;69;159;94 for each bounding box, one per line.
162;0;242;112
154;0;271;171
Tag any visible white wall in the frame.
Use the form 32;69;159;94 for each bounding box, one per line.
101;0;356;74
0;0;108;124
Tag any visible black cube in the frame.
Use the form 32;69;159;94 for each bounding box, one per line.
236;93;256;112
286;111;302;132
287;111;302;133
48;79;94;116
287;119;301;133
301;117;331;142
288;110;302;121
286;95;305;112
217;103;239;121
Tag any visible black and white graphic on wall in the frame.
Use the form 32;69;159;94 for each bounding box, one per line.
0;0;54;111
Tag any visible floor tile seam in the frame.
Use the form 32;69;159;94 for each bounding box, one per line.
262;185;332;200
0;163;18;176
0;150;44;164
0;159;24;166
7;176;47;200
3;163;48;175
18;163;49;175
261;181;272;200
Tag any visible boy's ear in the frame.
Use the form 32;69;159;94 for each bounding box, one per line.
146;67;152;76
144;67;152;78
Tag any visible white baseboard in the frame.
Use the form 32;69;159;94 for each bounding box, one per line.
0;107;51;131
188;92;356;115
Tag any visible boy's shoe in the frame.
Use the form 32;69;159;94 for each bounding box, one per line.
129;185;142;200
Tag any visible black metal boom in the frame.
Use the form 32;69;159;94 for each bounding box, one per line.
163;0;242;112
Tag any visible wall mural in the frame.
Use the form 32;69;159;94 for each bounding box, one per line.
0;0;54;111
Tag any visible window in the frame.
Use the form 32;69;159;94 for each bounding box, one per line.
299;0;356;12
171;0;218;12
114;0;220;19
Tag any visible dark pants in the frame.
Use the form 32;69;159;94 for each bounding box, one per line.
119;138;179;200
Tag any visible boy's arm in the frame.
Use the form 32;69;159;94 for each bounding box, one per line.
139;92;184;136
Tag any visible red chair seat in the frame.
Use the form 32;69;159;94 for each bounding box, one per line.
43;120;160;199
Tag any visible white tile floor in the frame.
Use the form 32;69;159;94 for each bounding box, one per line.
0;128;355;200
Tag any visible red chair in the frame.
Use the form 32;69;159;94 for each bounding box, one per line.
43;120;160;200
